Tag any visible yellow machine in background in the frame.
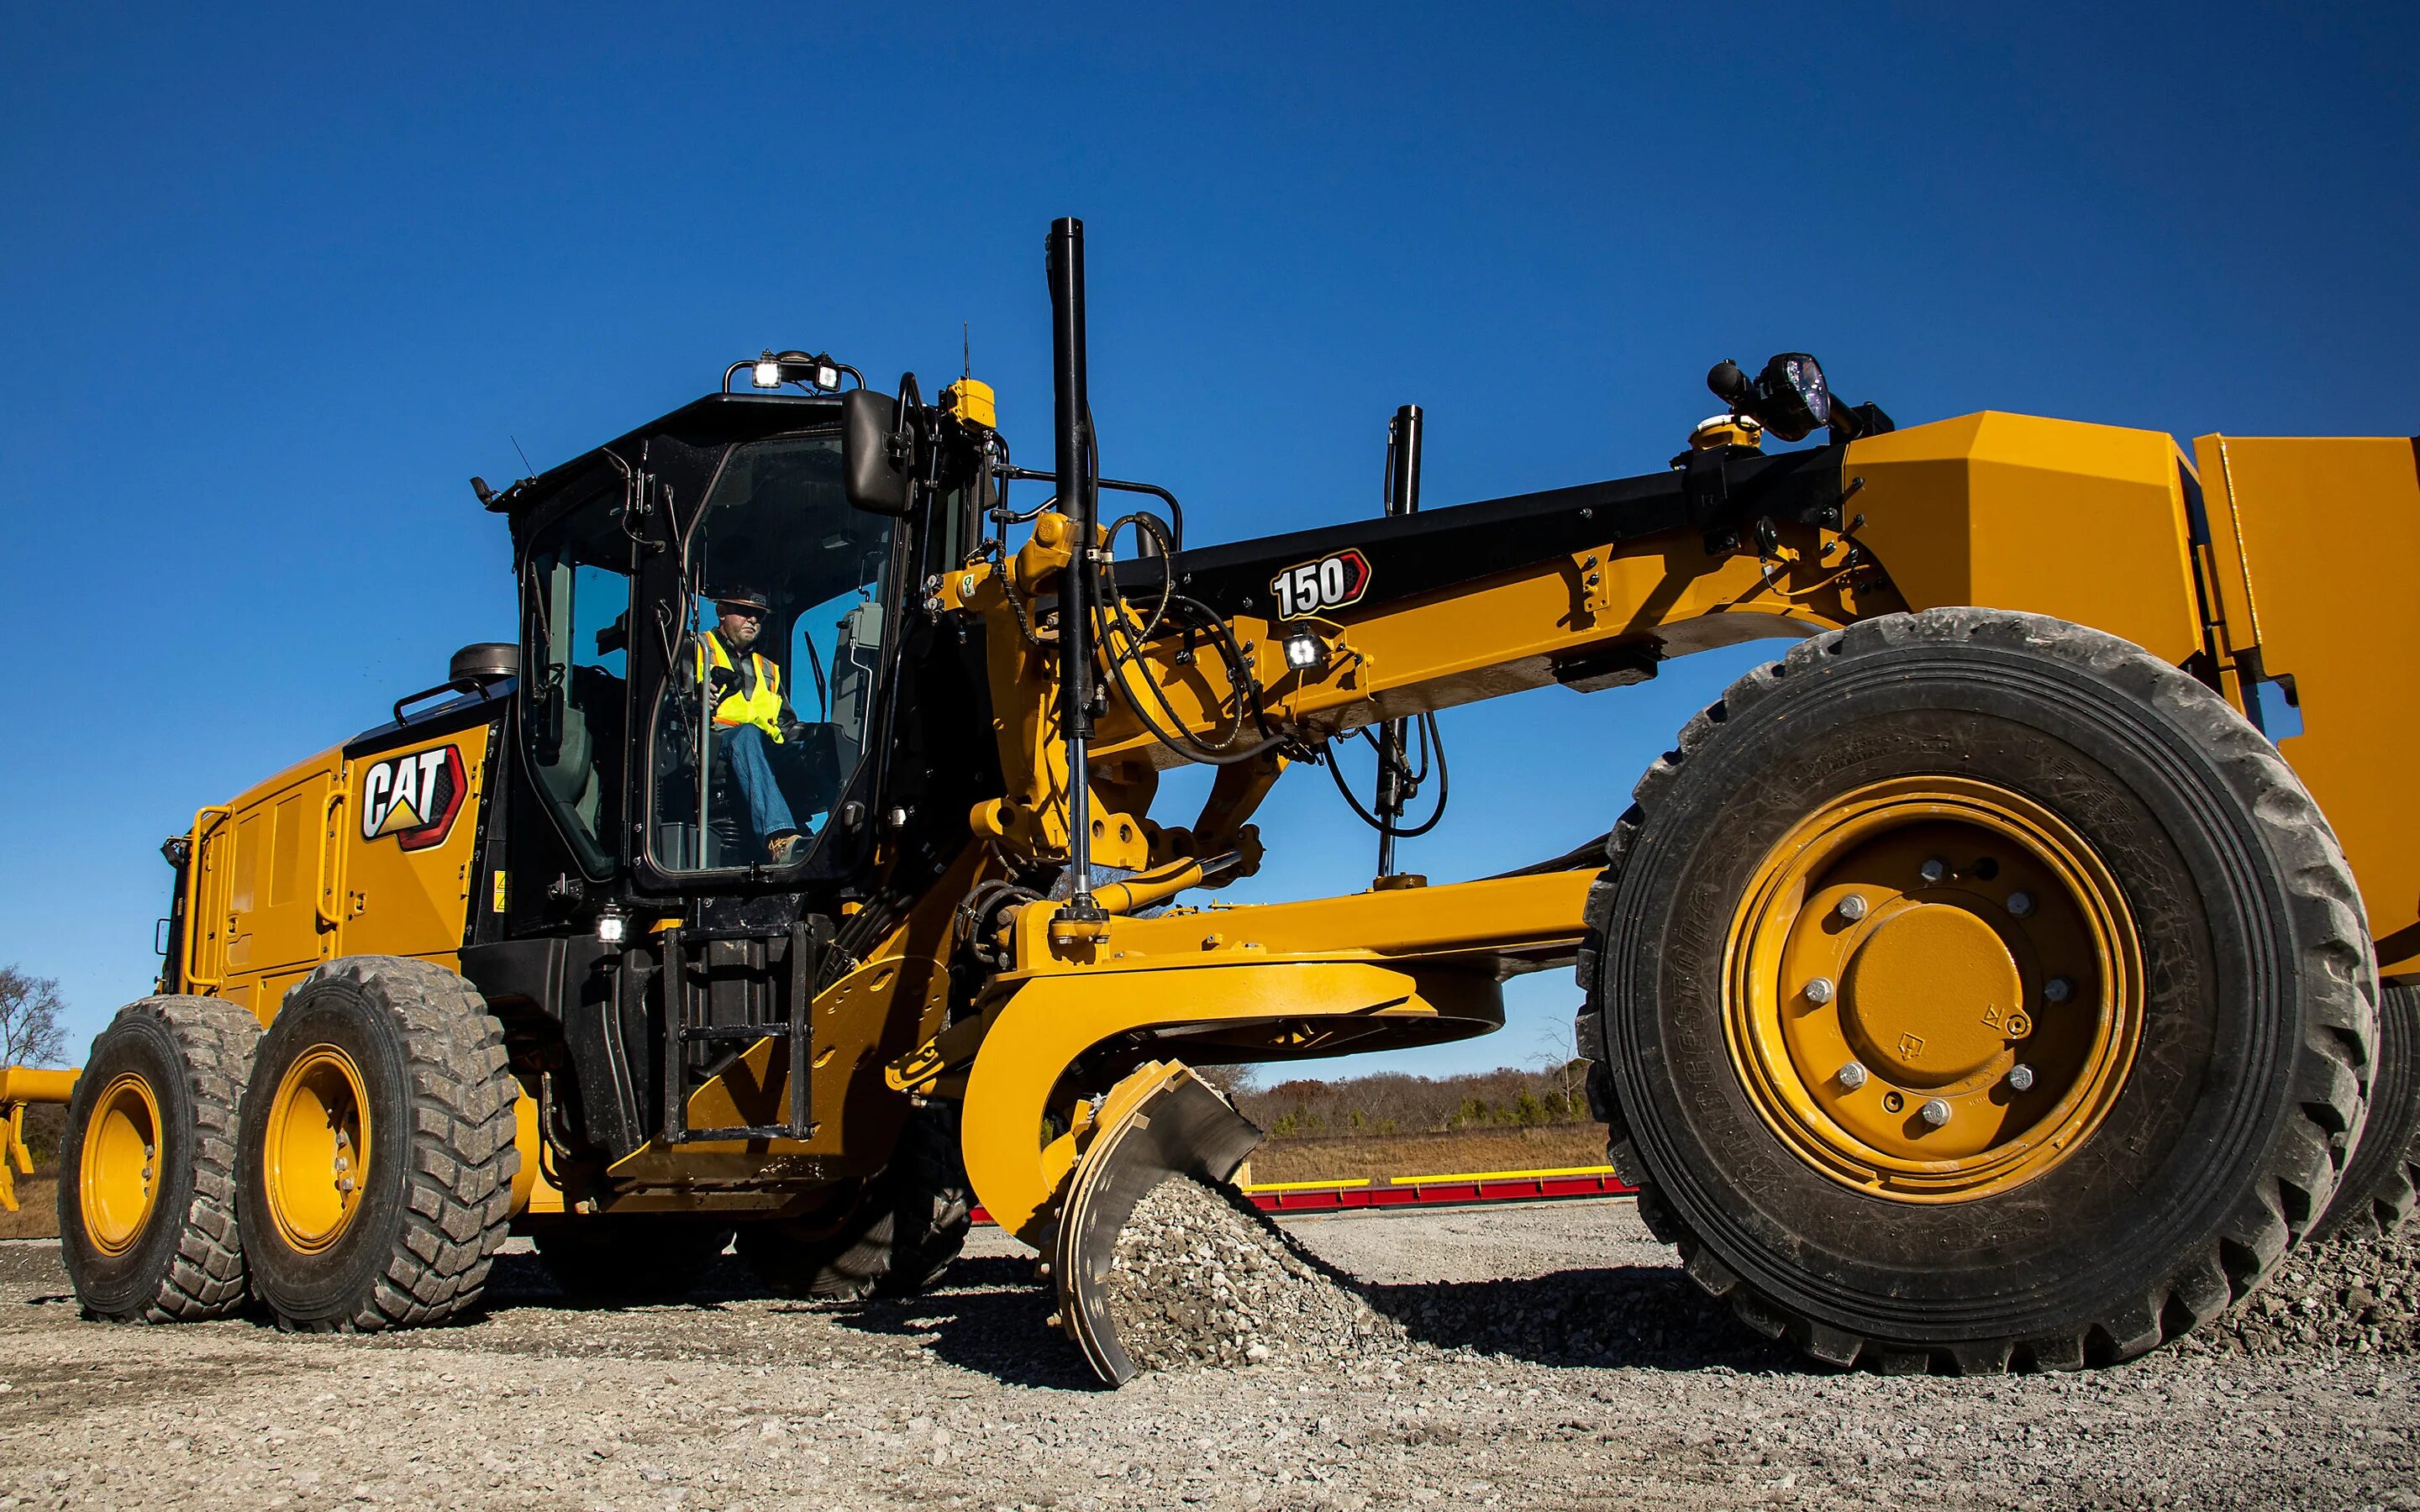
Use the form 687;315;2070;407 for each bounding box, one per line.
15;219;2416;1381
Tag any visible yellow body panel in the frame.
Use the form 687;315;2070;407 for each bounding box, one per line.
183;727;492;1021
1844;412;2207;667
330;732;490;963
187;752;343;1017
2193;435;2420;976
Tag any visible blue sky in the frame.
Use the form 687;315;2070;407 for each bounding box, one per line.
3;4;2414;1079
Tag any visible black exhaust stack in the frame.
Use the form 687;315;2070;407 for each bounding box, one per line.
1375;404;1423;881
1048;218;1107;924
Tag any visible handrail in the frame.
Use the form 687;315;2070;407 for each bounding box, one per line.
392;674;506;727
181;806;234;990
316;781;349;940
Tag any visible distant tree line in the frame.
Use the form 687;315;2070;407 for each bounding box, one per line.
1231;1062;1594;1140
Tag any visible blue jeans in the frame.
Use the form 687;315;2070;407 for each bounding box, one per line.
718;725;798;845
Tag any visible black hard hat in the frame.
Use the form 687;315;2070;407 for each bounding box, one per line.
711;585;772;612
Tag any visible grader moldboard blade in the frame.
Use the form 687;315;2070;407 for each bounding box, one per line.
1053;1064;1265;1386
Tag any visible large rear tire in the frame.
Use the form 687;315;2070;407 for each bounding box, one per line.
2317;983;2420;1238
738;1101;971;1300
235;957;520;1331
58;995;260;1322
1578;608;2375;1372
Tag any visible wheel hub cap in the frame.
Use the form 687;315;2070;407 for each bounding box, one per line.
1727;776;2144;1202
80;1072;162;1257
1841;903;2023;1086
265;1045;371;1252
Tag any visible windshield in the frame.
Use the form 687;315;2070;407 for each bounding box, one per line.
648;432;898;874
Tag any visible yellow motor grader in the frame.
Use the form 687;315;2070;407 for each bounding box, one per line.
18;218;2418;1383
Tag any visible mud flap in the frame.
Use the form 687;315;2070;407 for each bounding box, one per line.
1052;1063;1264;1385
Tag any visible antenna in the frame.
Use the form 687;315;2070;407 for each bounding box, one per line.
510;435;537;481
963;321;971;380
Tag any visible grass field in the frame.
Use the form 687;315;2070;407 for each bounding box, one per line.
0;1177;55;1241
1243;1124;1608;1185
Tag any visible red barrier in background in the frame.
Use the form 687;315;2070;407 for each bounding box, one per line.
969;1166;1633;1227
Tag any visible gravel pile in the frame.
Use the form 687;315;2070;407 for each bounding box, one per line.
2199;1221;2420;1359
1102;1176;1402;1373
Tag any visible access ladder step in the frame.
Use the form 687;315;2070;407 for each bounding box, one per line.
657;918;819;1147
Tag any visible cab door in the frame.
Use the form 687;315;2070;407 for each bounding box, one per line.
191;755;342;1019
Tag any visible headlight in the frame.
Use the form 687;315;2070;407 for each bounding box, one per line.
1753;352;1832;441
1281;630;1324;670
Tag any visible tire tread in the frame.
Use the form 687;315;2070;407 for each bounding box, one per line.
1575;606;2377;1372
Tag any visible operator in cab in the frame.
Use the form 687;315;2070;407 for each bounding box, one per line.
695;585;807;864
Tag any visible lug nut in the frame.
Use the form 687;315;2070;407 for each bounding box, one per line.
2006;891;2035;918
1918;858;1948;885
1836;1061;1869;1090
1835;893;1870;922
2043;976;2073;1005
2007;1064;2037;1093
1919;1098;1953;1128
1803;977;1836;1005
336;1176;356;1194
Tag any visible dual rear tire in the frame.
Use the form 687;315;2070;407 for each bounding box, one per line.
58;995;257;1321
60;957;520;1331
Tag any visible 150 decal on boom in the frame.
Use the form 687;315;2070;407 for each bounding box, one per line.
1270;549;1372;619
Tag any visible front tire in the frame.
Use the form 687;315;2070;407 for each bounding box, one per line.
738;1101;971;1300
1580;609;2375;1372
235;957;520;1331
58;996;260;1321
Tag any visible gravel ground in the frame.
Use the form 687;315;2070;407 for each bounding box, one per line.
2198;1224;2420;1361
0;1200;2413;1509
1104;1179;1398;1371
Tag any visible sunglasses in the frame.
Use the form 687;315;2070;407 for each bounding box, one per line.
717;603;768;620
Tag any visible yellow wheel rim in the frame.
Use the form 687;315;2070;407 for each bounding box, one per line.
1726;776;2144;1203
79;1072;163;1257
264;1045;372;1253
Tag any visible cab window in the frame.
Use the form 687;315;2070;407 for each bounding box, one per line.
647;432;898;874
523;488;634;875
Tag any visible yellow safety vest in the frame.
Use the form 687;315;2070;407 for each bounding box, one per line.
696;636;786;743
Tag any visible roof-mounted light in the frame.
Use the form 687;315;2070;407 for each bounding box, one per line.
727;349;860;395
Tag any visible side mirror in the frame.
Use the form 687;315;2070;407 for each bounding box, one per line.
841;389;913;516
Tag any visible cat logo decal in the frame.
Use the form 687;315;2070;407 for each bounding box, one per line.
359;745;468;852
